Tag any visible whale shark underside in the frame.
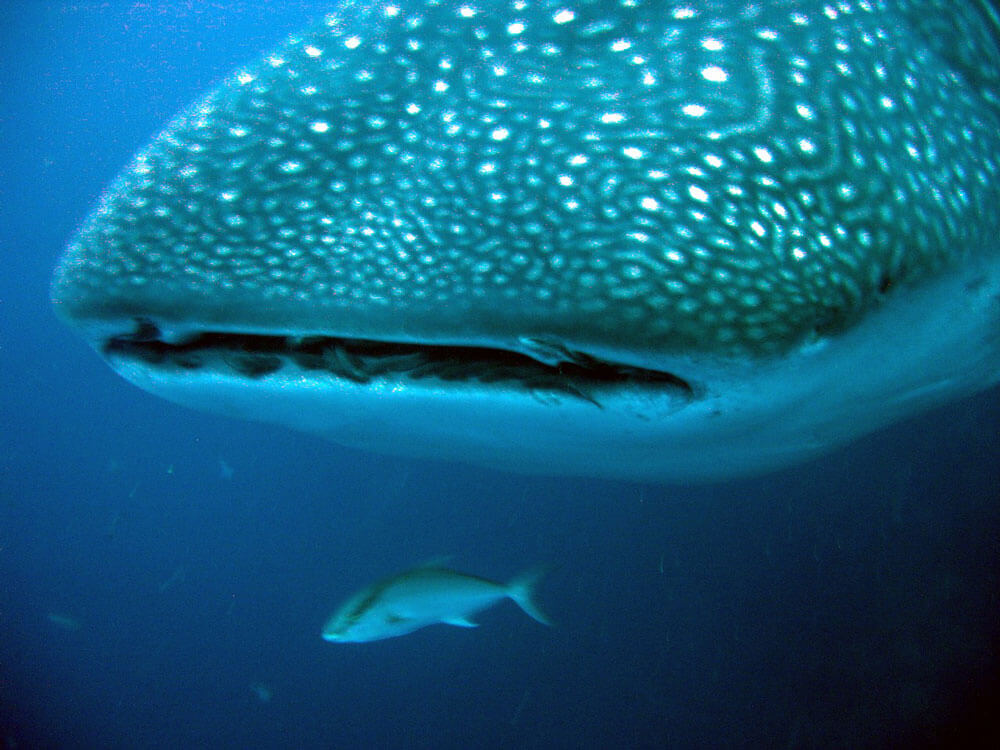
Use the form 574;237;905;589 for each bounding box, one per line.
51;1;1000;481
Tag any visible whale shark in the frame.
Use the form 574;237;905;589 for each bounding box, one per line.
51;1;1000;481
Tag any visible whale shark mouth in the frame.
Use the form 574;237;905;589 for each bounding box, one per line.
102;320;696;408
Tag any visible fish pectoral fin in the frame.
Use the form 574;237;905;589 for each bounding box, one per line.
444;616;478;628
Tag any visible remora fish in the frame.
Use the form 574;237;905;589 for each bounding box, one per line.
322;564;550;643
51;2;1000;481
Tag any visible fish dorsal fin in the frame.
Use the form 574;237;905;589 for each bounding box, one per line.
444;616;478;628
414;555;453;570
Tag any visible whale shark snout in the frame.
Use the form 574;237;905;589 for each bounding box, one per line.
51;1;1000;481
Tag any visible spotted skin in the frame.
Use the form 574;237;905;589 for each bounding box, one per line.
52;0;1000;357
50;2;1000;480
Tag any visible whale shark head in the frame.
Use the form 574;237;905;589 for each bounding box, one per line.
51;1;1000;481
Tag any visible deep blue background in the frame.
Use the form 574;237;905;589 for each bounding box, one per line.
1;2;998;747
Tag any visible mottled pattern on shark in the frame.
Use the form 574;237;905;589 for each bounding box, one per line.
51;1;1000;480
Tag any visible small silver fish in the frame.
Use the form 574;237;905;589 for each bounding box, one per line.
322;563;551;643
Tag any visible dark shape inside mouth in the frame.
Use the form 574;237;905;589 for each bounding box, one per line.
103;319;694;408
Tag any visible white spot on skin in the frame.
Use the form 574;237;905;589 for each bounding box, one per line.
553;9;575;24
753;146;774;163
624;264;644;279
310;121;330;133
682;104;707;117
305;45;324;57
701;66;728;83
689;185;710;202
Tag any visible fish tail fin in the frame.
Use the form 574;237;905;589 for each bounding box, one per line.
507;566;553;626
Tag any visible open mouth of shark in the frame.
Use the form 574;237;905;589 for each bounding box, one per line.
101;319;696;408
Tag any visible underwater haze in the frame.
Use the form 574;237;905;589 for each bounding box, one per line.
2;2;999;748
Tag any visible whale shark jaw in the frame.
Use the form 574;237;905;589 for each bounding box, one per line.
62;253;1000;482
51;1;1000;481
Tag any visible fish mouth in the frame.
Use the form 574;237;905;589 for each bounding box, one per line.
101;318;696;408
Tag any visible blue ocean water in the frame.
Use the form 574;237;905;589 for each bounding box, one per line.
1;2;998;747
